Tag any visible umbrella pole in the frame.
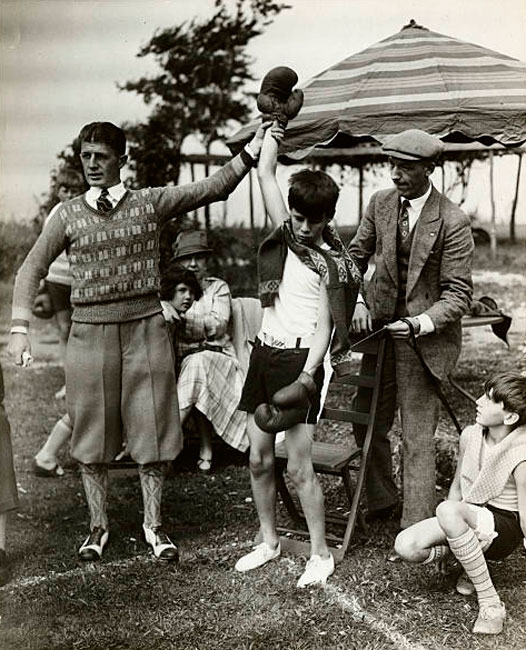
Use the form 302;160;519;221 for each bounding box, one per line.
358;164;364;222
489;151;497;260
510;152;523;243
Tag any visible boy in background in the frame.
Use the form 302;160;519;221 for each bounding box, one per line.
235;124;361;587
394;372;526;635
33;168;85;477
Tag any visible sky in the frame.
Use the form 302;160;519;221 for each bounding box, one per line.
1;0;526;224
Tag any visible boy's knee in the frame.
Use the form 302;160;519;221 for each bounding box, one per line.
435;500;462;527
249;451;274;478
394;528;421;562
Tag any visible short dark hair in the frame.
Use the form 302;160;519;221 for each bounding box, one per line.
76;122;126;156
288;169;340;222
485;372;526;428
159;264;202;302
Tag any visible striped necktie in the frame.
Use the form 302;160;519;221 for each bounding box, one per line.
399;199;411;239
97;188;113;213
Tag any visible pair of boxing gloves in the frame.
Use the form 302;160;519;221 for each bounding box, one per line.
254;371;317;435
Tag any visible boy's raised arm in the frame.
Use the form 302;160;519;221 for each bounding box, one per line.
257;123;287;227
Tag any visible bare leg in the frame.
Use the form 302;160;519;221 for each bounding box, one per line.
193;409;213;462
395;516;448;561
35;413;72;470
285;423;329;558
247;414;279;548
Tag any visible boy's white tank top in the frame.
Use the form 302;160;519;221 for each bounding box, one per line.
261;246;328;340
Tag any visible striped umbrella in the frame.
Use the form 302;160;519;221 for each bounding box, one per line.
227;20;526;157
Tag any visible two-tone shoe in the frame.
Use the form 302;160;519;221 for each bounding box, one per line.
143;525;179;562
78;527;108;561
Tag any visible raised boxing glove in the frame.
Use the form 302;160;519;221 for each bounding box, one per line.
254;371;317;435
257;66;304;127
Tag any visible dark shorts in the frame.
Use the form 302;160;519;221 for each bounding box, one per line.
485;505;524;560
238;339;325;424
46;280;72;313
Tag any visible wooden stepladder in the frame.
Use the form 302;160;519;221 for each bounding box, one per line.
273;330;387;563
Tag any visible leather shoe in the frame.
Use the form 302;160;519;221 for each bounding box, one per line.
78;527;108;561
143;525;179;562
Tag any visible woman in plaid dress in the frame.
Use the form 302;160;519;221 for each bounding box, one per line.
171;231;248;472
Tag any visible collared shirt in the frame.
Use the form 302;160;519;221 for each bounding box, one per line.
399;182;433;233
85;182;126;210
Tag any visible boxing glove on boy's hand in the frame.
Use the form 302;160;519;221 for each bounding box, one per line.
254;371;317;435
257;66;304;128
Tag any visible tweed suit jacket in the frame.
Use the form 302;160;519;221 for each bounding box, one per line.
348;185;474;380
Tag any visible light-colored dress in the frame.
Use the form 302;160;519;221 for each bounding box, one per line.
176;277;248;452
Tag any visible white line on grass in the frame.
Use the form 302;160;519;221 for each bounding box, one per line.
1;541;251;591
4;542;430;650
323;582;431;650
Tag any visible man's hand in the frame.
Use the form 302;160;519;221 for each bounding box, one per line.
351;302;372;333
248;120;274;158
8;332;32;367
387;318;421;340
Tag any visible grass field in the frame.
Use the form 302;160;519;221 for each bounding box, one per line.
0;240;525;649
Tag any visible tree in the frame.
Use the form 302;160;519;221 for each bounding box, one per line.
121;0;290;228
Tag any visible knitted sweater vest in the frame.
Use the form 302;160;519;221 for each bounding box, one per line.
65;194;160;304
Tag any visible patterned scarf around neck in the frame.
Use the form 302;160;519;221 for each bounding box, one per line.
461;423;526;505
257;220;361;376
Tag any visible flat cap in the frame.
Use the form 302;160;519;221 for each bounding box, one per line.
172;230;211;260
382;129;444;161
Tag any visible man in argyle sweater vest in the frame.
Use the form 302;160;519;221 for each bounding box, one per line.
8;121;268;563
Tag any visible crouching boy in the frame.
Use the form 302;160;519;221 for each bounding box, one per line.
235;124;361;587
394;372;526;635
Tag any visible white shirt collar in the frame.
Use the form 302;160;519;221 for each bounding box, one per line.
400;182;432;212
85;182;126;208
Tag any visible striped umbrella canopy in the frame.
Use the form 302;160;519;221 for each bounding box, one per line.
227;20;526;159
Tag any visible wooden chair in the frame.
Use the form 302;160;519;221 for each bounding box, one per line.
273;330;387;563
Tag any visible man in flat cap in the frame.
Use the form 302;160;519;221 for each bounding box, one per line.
348;128;474;531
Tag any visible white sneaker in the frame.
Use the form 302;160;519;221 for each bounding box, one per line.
473;600;506;635
297;553;335;588
235;541;281;572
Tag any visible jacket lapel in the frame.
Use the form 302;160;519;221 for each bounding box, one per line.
406;187;441;297
380;190;400;286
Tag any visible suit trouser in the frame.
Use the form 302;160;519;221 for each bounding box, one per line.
353;336;440;528
0;363;19;514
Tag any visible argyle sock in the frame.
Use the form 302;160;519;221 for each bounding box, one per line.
139;462;167;529
422;544;450;565
447;529;500;605
80;463;109;531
